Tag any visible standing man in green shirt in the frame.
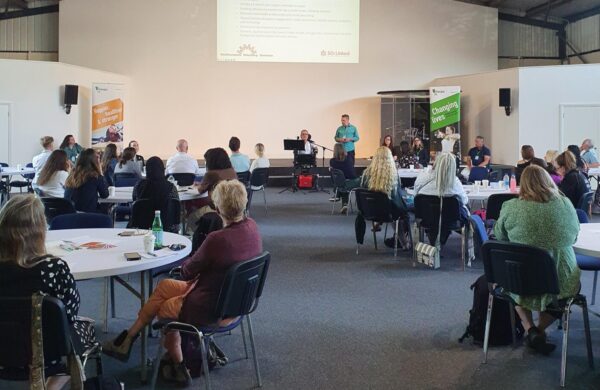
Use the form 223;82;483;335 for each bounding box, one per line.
334;114;359;167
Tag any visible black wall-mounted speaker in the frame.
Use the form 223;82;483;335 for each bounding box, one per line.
64;85;79;106
499;88;511;107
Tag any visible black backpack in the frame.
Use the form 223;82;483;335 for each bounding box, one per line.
459;275;524;346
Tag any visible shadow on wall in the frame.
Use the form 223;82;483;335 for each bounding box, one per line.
459;94;492;157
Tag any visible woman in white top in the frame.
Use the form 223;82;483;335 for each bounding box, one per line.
35;149;70;198
249;143;270;173
114;147;143;179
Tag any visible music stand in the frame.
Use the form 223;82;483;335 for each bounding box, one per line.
279;139;307;194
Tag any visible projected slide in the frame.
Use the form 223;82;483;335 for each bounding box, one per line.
217;0;360;63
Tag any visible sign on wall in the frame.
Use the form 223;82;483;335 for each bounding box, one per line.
429;86;461;160
91;83;125;148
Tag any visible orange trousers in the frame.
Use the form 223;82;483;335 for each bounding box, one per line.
138;279;191;325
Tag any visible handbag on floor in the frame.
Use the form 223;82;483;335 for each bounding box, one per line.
414;195;442;269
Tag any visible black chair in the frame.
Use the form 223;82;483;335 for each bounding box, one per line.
129;198;181;233
247;168;269;216
169;173;196;187
485;193;518;222
49;212;113;230
0;295;102;387
577;191;594;217
481;241;594;387
237;171;251;187
413;194;469;268
575;209;600;305
40;197;76;224
329;168;348;215
9;163;35;193
354;189;409;257
114;172;139;187
150;252;271;390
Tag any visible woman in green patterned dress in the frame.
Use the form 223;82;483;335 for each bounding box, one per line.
494;165;581;354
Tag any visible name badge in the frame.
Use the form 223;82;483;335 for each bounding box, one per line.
474;156;479;160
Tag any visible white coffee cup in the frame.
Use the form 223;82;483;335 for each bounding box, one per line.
109;186;116;197
482;180;489;188
409;164;414;171
498;181;504;189
143;234;156;254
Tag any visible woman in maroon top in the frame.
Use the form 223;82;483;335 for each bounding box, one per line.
103;180;262;385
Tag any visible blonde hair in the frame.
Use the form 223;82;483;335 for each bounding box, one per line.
544;149;559;164
433;152;456;196
0;195;48;267
212;180;248;222
519;165;560;203
362;146;397;196
254;143;265;158
40;136;54;149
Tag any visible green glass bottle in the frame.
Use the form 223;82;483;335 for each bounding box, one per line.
151;210;163;250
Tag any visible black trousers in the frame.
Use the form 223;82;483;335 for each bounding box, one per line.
347;150;355;167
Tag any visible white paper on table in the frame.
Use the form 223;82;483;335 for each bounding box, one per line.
139;248;176;259
46;241;78;257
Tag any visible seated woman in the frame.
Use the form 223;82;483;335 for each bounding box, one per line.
567;144;588;175
102;180;262;386
412;137;430;168
397;141;418;169
186;170;223;235
515;145;547;183
414;152;468;244
197;148;237;194
132;157;180;232
64;148;109;212
555;150;591;208
114;146;143;181
359;146;409;248
494;165;580;354
34;149;70;198
329;143;360;213
382;135;397;161
101;143;119;187
544;149;562;185
249;143;270;173
0;195;98;388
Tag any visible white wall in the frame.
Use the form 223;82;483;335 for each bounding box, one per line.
58;0;498;160
430;68;520;164
0;60;129;165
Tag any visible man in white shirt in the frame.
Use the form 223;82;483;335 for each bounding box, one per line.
297;129;317;155
32;136;54;188
165;139;200;175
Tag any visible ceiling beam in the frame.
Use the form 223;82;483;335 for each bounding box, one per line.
525;0;573;18
0;4;57;20
9;0;29;9
565;4;600;22
499;12;563;30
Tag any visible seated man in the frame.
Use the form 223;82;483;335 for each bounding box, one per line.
467;136;491;170
228;136;251;173
166;139;200;175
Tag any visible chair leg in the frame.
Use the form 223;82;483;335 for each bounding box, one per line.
592;271;598;305
483;293;494;363
560;302;573;387
394;219;399;258
372;222;378;251
240;316;249;359
197;331;212;390
110;277;116;318
580;297;595;369
150;331;165;390
331;188;338;215
509;303;516;346
262;189;267;213
247;314;262;387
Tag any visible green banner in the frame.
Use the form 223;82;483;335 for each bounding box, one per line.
430;93;460;131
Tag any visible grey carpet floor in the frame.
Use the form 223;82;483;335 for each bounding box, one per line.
6;188;600;389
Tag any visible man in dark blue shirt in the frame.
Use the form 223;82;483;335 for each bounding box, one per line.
468;136;491;169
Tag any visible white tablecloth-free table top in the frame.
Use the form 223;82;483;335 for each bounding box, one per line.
98;186;206;204
45;228;191;280
0;167;35;177
588;167;600;176
397;168;423;178
463;185;519;201
574;223;600;258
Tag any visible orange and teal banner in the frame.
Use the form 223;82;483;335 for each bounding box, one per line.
92;83;125;148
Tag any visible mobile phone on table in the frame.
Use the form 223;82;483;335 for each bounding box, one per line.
124;252;141;261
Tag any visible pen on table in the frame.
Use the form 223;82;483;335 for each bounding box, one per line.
146;252;157;257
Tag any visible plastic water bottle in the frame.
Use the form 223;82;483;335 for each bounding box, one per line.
503;174;509;188
510;174;517;192
151;210;163;250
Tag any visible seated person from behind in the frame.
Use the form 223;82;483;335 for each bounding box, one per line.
249;143;270;173
101;143;119;186
567;144;588;175
132;156;180;232
64;148;109;213
544;149;562;185
31;136;55;187
494;165;580;355
196;147;237;195
228;136;251;173
515;145;546;183
329;143;360;213
555;150;591;208
102;180;262;387
467;136;491;169
114;146;143;180
0;196;98;381
35;149;70;198
581;138;600;168
166;139;200;175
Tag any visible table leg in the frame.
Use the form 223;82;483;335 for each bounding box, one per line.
140;270;148;383
103;277;109;333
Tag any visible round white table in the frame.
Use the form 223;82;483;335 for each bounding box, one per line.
574;223;600;258
397;168;423;178
0;166;36;177
45;228;191;382
98;186;205;204
463;185;519;201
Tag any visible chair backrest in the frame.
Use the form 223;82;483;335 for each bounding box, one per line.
0;295;71;380
22;163;35;180
41;197;76;223
236;171;251;185
576;208;589;223
169;173;196;186
481;241;560;296
215;252;271;319
485;193;518;221
114;172;139;187
330;168;346;188
130;198;181;230
49;212;113;230
354;188;394;223
468;167;489;182
469;214;488;262
0;162;8;168
249;168;269;188
488;170;499;182
413;194;462;230
577;191;594;211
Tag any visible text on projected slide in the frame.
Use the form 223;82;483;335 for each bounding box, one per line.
218;0;360;63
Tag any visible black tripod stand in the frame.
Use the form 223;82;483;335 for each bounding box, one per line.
279;139;305;194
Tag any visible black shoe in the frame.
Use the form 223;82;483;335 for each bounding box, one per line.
102;330;139;362
526;327;556;355
384;237;399;249
172;362;193;387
